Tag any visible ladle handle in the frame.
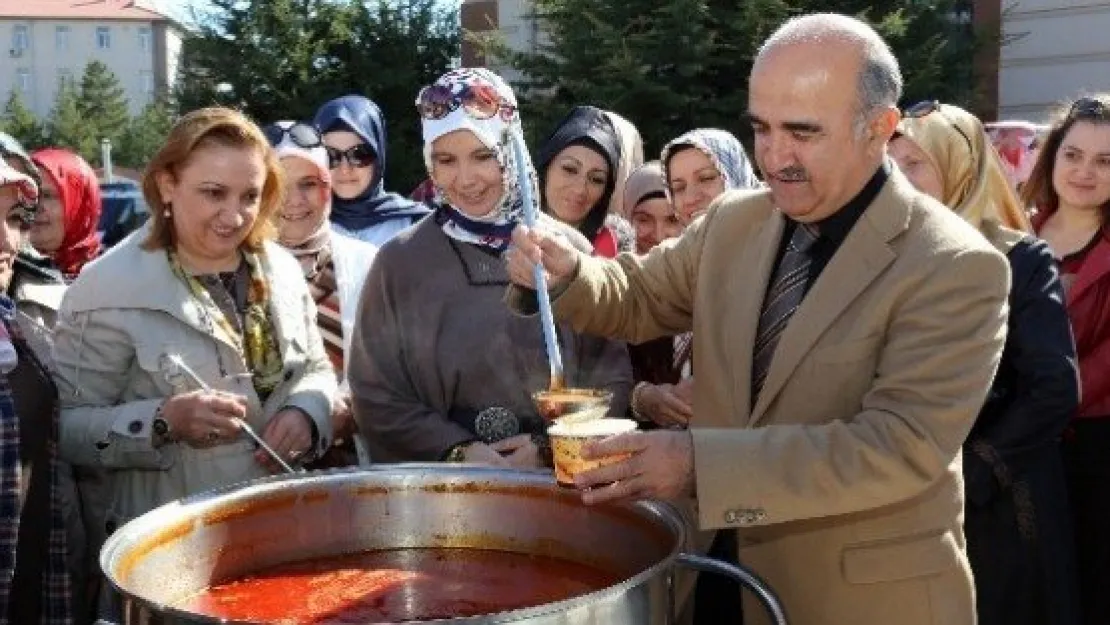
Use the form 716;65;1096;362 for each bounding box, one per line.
675;553;788;625
510;126;564;385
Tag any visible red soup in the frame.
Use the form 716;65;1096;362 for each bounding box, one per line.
182;547;621;624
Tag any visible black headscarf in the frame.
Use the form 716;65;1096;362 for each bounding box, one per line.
536;106;621;243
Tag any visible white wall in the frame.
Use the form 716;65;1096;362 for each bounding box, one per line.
999;2;1110;121
0;18;170;118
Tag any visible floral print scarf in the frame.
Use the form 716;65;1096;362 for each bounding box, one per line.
168;250;285;401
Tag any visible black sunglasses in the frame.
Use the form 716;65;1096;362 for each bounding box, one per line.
1068;97;1110;120
262;122;322;149
326;144;376;169
903;100;975;156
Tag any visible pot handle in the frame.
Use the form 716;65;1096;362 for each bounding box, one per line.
675;552;788;625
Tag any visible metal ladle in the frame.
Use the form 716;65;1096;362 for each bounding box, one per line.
161;354;300;474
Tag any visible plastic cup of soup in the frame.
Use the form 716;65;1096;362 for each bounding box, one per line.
548;418;639;488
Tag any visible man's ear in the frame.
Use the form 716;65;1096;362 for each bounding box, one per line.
868;106;901;150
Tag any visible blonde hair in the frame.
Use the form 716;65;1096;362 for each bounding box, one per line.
141;107;284;252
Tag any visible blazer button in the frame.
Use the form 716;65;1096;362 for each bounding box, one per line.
128;420;144;434
284;369;294;382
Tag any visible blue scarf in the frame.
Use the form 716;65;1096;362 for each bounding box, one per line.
313;95;430;232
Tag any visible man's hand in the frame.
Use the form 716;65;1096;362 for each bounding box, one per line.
638;383;694;428
574;430;696;505
504;225;581;292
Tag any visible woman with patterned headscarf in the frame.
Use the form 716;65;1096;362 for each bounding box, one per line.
348;68;631;467
28;148;102;281
890;101;1079;625
662;128;760;225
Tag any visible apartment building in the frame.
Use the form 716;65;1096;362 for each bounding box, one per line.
990;0;1110;122
0;0;183;117
461;0;538;82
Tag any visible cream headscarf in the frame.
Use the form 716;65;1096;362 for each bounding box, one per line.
896;103;1033;252
604;111;645;216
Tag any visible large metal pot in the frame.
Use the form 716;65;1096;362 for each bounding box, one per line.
100;465;787;624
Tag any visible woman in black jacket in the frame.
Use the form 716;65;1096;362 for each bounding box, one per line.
890;102;1080;625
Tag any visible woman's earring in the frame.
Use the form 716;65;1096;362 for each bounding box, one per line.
163;202;172;218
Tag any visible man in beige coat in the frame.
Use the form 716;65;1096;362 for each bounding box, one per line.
506;14;1010;625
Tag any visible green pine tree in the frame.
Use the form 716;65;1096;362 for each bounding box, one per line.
175;0;459;192
47;78;97;160
77;60;132;158
0;89;46;149
115;98;176;169
491;0;979;157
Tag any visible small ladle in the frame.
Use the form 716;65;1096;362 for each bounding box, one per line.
161;354;300;474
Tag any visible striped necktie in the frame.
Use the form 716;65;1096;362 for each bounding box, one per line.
751;223;819;405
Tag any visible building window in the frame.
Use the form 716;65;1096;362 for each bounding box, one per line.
12;25;30;53
138;27;151;52
55;26;69;51
57;68;72;85
96;26;111;50
17;69;31;93
140;71;154;97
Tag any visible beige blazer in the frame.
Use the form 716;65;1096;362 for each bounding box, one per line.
510;170;1010;625
53;226;336;528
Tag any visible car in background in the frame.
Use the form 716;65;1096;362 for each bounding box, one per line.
98;178;149;249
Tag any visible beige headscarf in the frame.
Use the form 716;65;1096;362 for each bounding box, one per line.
896;103;1032;252
604;111;645;216
621;161;668;218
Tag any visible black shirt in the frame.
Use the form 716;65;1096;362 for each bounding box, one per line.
772;161;890;294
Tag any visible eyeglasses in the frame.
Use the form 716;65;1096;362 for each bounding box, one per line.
415;83;516;122
903;100;975;156
262;122;322;149
1068;97;1110;120
325;144;375;169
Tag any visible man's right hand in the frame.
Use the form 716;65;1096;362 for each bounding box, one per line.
504;224;580;292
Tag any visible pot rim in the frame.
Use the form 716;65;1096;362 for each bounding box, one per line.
101;464;689;624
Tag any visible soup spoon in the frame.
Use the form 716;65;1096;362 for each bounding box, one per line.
162;353;301;475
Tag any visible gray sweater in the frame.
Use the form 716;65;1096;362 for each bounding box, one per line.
349;213;632;462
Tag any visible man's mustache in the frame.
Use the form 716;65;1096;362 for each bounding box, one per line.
769;167;809;182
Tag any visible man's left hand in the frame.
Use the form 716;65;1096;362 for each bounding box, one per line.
574;430;696;505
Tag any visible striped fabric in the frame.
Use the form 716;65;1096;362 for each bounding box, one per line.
751;224;818;405
307;258;344;374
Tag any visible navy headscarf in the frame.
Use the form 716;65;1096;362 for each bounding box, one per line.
536;106;621;243
313;95;430;232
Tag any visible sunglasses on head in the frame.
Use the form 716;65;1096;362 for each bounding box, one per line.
415;83;516;122
1068;96;1110;120
326;144;375;169
903;100;975;155
262;122;322;149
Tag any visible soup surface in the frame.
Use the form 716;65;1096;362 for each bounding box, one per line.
182;547;620;624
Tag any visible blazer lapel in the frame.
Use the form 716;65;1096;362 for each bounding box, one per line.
749;179;910;425
727;210;784;425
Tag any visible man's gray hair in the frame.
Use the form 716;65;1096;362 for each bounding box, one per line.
757;13;903;135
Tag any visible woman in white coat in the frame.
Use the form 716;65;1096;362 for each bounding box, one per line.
52;107;336;535
265;120;378;467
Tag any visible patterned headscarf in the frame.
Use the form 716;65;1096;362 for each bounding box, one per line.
661;128;761;198
419;68;535;252
604;111;645;216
